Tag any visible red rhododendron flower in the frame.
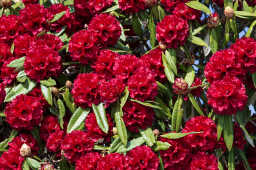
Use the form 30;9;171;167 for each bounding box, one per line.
61;130;94;162
159;136;191;170
74;0;113;18
0;42;12;65
172;78;189;95
204;49;245;83
35;34;63;51
72;73;100;108
85;113;113;142
47;4;73;33
173;3;201;21
4;95;43;130
98;78;125;106
0;15;20;42
0;57;18;85
0;83;5;105
189;152;218;170
89;14;121;47
93;50;120;78
182;116;217;152
96;153;129;170
156;15;189;49
190;77;203;97
14;34;34;57
160;0;189;12
40;115;61;142
231;37;256;73
27;87;48;107
75;152;102;170
112;54;140;81
22;0;38;5
127;146;159;170
46;130;64;153
18;4;49;35
207;76;247;115
118;0;147;13
141;48;165;82
8;133;39;155
128;66;158;101
0;149;24;170
123;101;154;133
69;30;100;64
24;45;62;82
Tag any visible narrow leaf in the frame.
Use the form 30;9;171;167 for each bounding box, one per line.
26;158;41;169
92;103;109;134
188;93;204;116
7;57;25;68
238;149;252;170
164;50;177;75
217;115;225;140
162;53;175;83
161;131;202;139
40;77;56;87
186;1;211;15
172;96;183;131
57;99;66;129
223;115;234;151
154;141;171;151
63;88;76;113
246;20;256;37
16;70;28;83
50;11;66;23
126;137;145;151
228;149;235;170
40;85;53;106
185;66;195;86
67;107;90;133
149;12;156;47
210;29;218;53
114;109;128;146
140;128;155;147
189;36;208;47
120;87;129;108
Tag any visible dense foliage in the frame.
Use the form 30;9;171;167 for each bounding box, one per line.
0;0;256;169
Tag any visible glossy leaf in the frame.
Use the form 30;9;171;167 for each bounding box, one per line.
120;87;129;108
63;88;76;113
162;53;175;83
140;128;155;147
114;108;128;146
186;1;211;15
16;70;28;83
228;149;235;170
7;57;25;68
161;131;202;139
92;103;109;134
41;85;53;106
210;29;218;53
189;35;208;47
40;77;56;87
67;107;90;133
26;158;41;169
126;137;145;152
188;94;204;116
172;95;183;131
223;115;234;151
164;50;177;75
57;99;66;129
185;66;195;86
50;11;66;23
149;12;156;47
154;141;171;151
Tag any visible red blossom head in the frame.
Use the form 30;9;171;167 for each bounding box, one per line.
96;153;129;170
46;130;65;153
40;115;61;142
173;3;201;21
75;152;102;170
189;152;218;170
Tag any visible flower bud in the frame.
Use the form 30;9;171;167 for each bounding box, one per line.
65;80;72;88
207;13;219;28
113;127;118;135
224;6;234;18
51;87;59;95
40;163;55;170
153;129;160;136
159;42;166;50
20;143;31;157
172;78;188;95
0;0;12;7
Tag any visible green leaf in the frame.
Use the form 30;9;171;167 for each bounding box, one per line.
238;149;252;170
188;93;204;116
185;66;195;86
210;29;218;53
103;4;119;13
63;88;76;113
64;0;74;5
223;115;234;151
149;12;156;47
161;131;202;139
26;158;41;169
40;77;56;87
4;79;36;102
176;108;183;132
40;85;53;106
192;25;207;36
235;11;256;18
120;87;129;108
126;137;145;151
218;161;224;170
164;50;177;75
7;57;25;68
22;160;30;170
114;108;128;146
130;99;163;110
140;128;155;147
189;35;208;47
67;107;90;133
186;1;211;15
157;5;166;20
217;115;225;140
240;125;255;147
92;103;109;134
16;70;28;83
172;96;183;131
154;141;171;151
0;130;18;149
110;137;123;153
57;99;66;129
132;15;143;36
11;43;15;54
246;20;256;37
162;53;175;83
243;1;253;12
228;148;235;170
50;11;66;23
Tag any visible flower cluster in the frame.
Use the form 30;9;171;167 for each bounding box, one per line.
205;38;256;115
